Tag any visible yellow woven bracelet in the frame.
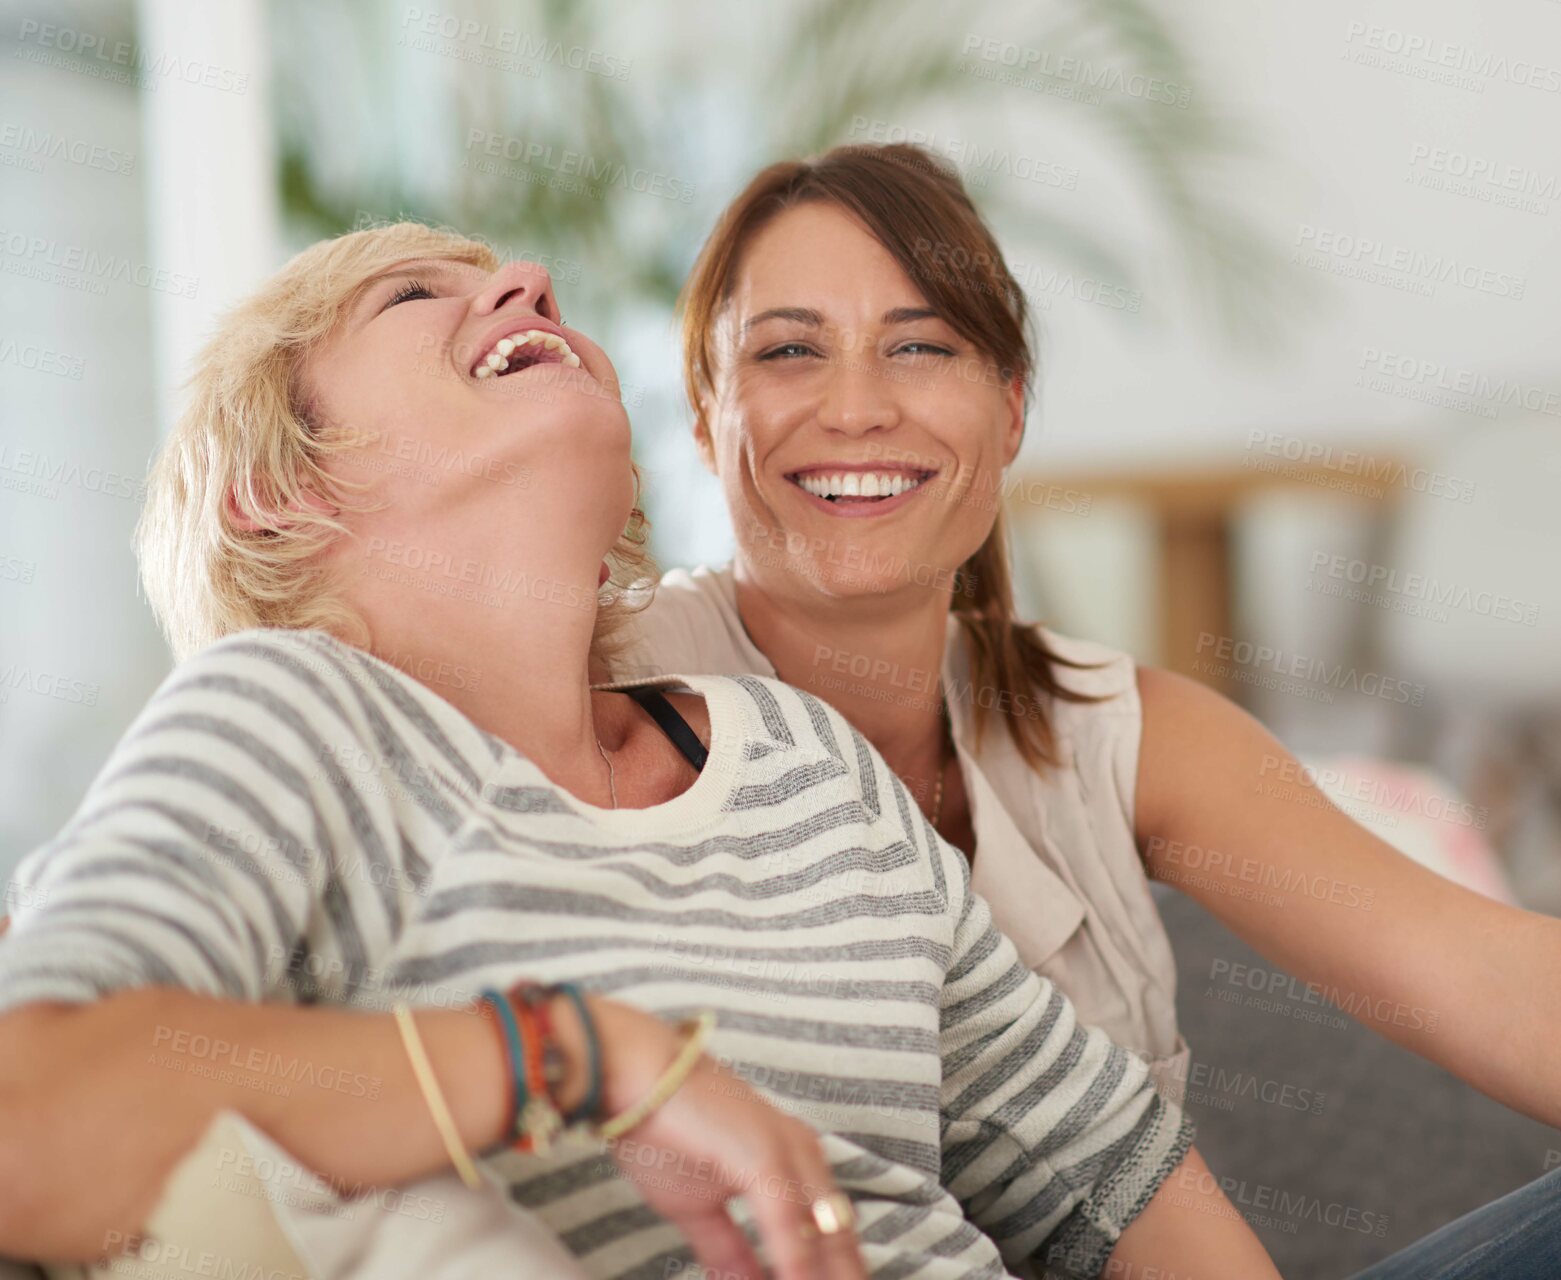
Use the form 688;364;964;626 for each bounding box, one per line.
393;1002;484;1190
595;1011;716;1141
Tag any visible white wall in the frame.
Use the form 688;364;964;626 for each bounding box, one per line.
975;0;1561;679
1;0;276;887
1015;0;1560;460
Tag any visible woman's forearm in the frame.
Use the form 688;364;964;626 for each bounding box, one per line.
0;986;603;1261
1107;1147;1282;1279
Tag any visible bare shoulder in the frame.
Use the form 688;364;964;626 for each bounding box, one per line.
1134;665;1277;845
1135;665;1245;738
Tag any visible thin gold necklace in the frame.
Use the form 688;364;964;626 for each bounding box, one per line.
593;724;618;808
929;712;951;829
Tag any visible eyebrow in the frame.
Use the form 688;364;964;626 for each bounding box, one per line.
740;305;944;337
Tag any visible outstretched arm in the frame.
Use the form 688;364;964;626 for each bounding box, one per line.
1138;666;1561;1128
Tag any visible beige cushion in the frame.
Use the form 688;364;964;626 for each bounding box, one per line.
39;1112;588;1280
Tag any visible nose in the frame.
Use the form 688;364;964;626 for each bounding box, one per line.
472;259;562;325
816;356;902;438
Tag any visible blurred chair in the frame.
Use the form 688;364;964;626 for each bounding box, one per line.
1006;456;1405;699
1366;417;1561;908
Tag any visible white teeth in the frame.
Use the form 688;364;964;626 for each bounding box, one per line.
795;471;928;500
471;328;581;379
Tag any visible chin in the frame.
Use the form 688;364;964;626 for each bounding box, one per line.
783;550;957;601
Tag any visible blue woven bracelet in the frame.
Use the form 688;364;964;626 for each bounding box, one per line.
552;982;602;1124
478;987;529;1149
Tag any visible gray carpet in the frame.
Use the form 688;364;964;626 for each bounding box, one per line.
1159;884;1560;1278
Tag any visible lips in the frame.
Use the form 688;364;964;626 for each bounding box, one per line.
781;464;941;520
786;466;936;503
460;311;584;382
470;328;582;380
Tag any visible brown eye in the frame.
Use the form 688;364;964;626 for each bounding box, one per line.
759;342;819;360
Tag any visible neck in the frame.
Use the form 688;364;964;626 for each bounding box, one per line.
731;556;952;786
345;552;628;796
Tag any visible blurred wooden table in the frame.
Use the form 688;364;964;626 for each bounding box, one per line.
1007;457;1405;692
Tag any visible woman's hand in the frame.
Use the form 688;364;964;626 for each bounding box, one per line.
585;998;868;1280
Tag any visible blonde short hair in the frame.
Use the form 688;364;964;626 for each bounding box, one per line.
135;221;653;662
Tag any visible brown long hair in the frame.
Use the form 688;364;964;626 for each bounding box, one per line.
679;143;1101;772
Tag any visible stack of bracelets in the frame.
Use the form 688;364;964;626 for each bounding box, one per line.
391;982;716;1191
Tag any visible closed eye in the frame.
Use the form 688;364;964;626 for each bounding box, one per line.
382;279;436;311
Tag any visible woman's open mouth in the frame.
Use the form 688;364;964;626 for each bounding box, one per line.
470;329;583;380
785;466;938;516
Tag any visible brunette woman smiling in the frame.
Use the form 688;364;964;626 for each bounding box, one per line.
616;143;1561;1127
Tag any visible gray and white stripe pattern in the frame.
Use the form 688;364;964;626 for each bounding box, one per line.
0;628;1192;1278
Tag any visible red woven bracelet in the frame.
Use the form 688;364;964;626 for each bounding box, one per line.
510;993;550;1152
510;982;569;1101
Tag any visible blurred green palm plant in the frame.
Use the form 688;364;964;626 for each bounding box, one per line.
269;0;1294;343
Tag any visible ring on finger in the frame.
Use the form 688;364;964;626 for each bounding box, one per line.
809;1191;856;1238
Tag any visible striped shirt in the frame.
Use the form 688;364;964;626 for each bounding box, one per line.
0;628;1193;1279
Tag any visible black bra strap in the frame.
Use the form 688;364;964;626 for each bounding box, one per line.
623;686;709;773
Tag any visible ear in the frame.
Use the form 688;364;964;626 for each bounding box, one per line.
691;405;718;476
225;480;338;533
1000;374;1026;468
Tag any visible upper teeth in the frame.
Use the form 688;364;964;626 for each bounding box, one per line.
796;471;926;499
473;329;582;379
